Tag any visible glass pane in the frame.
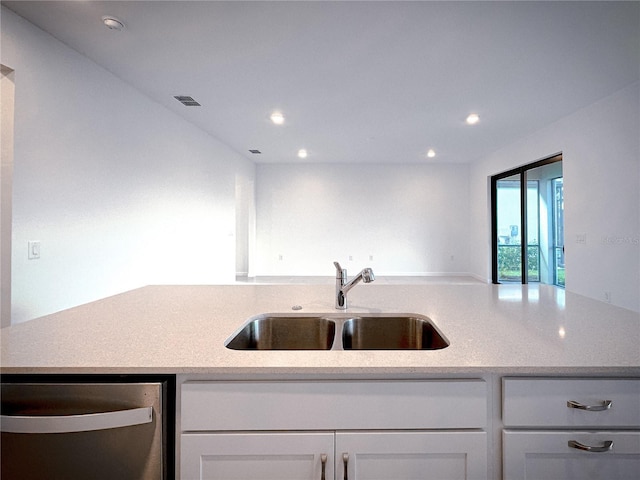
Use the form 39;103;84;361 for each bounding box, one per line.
496;175;521;282
553;177;565;286
526;161;562;285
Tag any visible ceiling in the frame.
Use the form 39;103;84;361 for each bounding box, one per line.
3;1;639;164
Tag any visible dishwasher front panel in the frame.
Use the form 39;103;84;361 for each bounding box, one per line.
1;381;166;480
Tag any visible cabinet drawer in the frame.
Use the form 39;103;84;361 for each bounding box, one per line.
503;430;640;480
181;380;486;431
503;378;640;428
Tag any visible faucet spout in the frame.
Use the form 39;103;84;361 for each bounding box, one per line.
334;261;375;309
342;268;375;294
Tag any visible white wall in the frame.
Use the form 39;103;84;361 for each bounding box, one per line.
2;8;255;323
235;174;255;277
469;82;640;312
255;163;470;276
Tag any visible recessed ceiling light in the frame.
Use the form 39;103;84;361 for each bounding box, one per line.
426;149;436;158
270;111;285;125
102;16;125;31
466;113;480;125
297;149;308;159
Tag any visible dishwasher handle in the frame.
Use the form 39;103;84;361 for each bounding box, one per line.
0;406;153;434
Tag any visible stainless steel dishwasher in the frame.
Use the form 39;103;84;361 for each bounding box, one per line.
1;375;174;480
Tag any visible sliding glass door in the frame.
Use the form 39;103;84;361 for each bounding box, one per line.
491;155;563;285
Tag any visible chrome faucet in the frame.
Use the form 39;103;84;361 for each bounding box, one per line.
334;261;375;309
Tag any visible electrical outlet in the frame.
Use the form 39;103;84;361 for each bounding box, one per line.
278;254;283;261
369;255;374;261
348;255;353;261
576;233;587;244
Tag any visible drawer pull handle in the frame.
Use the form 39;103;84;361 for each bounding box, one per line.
567;400;612;411
568;440;614;452
320;453;327;480
342;452;349;480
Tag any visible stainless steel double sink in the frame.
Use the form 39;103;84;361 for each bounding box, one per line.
225;313;449;351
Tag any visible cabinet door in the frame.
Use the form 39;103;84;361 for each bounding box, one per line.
181;432;334;480
503;431;640;480
335;431;487;480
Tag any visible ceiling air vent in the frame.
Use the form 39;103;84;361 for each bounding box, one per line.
174;95;201;106
249;149;261;154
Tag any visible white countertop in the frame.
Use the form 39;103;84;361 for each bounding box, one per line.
1;284;639;376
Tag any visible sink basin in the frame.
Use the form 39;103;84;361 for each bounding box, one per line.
226;313;449;351
341;316;449;350
225;315;336;350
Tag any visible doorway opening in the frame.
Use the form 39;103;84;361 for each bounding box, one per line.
491;154;563;286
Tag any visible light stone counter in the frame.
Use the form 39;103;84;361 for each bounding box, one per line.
1;284;639;376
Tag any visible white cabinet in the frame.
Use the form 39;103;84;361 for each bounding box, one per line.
180;380;488;480
503;431;640;480
181;431;486;480
502;377;640;479
181;432;334;480
502;378;640;428
336;431;487;480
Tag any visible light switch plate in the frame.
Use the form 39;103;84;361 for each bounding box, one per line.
28;241;40;259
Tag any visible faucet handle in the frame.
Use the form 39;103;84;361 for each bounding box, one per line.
333;261;343;273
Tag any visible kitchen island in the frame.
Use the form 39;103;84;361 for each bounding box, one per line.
1;283;639;375
2;283;639;479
